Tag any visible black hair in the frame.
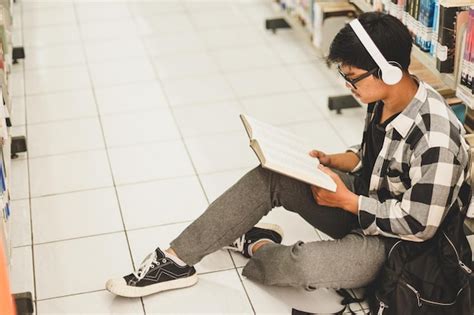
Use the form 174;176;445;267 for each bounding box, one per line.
327;12;413;74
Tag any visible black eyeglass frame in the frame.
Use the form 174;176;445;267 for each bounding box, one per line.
337;65;379;90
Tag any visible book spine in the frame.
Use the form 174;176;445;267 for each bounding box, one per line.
461;9;473;86
408;0;421;38
470;10;474;92
408;0;416;34
421;0;436;51
415;0;425;47
436;5;462;73
403;0;411;25
430;0;440;56
397;0;405;20
414;0;422;41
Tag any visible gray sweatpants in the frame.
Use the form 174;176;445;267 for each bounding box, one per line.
170;166;387;290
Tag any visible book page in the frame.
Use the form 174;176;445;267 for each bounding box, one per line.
241;115;336;191
243;115;314;155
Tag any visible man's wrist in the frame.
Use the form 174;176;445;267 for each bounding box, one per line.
343;193;359;215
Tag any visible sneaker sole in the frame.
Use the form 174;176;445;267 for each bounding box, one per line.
223;222;284;252
106;274;198;298
254;222;284;239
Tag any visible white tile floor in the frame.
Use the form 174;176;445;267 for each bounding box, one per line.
8;0;370;314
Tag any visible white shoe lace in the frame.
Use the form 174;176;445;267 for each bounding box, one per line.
232;235;247;253
133;251;158;281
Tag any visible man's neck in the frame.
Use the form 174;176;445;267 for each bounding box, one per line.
381;74;419;114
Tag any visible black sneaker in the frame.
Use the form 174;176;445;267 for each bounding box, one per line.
106;247;197;298
224;223;284;258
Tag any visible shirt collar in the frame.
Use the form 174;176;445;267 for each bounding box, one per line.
385;78;427;138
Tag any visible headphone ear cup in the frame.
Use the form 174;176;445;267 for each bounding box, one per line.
377;68;383;79
380;61;403;85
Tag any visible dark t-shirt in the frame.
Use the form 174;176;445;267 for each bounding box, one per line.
360;102;399;192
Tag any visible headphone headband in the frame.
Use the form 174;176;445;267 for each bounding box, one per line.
349;19;402;85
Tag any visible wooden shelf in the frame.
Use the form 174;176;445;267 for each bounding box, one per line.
439;0;474;8
350;0;373;13
270;4;320;52
457;85;474;109
411;45;457;90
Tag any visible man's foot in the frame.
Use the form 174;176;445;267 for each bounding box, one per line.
106;247;197;298
223;223;284;258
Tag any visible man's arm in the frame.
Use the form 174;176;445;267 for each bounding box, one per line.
327;152;361;172
358;146;465;241
309;150;361;172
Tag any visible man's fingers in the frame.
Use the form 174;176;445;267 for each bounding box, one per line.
319;164;337;178
309;150;323;158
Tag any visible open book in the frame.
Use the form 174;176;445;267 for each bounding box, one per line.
240;114;337;192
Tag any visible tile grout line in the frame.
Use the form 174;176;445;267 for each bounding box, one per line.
131;1;267;312
16;0;39;311
20;218;195;248
181;2;260;313
23;111;332;161
11;165;252;202
129;2;215;205
70;3;146;314
33;265;240;303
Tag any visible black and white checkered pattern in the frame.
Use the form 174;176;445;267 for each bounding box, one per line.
348;81;471;242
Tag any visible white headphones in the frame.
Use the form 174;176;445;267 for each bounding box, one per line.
349;19;403;85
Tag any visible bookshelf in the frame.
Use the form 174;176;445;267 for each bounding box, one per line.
0;0;28;310
0;0;30;312
351;0;374;13
350;0;462;92
0;0;12;266
268;0;473;114
411;45;457;89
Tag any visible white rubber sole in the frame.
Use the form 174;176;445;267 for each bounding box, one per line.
106;273;198;298
253;222;284;239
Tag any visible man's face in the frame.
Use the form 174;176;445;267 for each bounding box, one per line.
338;64;387;104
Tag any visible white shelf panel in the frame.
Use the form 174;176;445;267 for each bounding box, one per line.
439;0;474;8
457;85;474;109
411;45;457;90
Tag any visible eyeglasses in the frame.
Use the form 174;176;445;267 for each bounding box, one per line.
337;65;379;90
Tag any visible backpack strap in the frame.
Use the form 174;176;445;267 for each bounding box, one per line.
291;289;366;315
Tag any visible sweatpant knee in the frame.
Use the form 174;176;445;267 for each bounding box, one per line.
242;241;313;289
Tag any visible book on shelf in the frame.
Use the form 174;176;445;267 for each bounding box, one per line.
436;4;469;73
430;0;441;56
456;7;474;106
460;8;472;86
410;56;454;94
357;0;474;97
416;0;436;52
240;114;337;192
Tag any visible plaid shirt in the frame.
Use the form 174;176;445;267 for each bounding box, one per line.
348;80;470;242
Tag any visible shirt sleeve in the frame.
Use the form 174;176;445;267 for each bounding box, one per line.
346;144;363;173
357;146;465;241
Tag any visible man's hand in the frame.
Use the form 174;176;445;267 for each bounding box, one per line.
309;150;332;166
311;165;359;214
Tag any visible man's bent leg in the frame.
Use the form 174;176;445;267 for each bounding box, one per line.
171;166;359;266
242;232;386;290
170;166;276;265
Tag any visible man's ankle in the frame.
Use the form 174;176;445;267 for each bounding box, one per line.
164;248;187;266
165;248;178;257
250;240;272;256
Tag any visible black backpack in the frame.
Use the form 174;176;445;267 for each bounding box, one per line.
366;197;473;315
293;187;473;315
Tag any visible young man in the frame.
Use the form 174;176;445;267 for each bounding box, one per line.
106;12;470;298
